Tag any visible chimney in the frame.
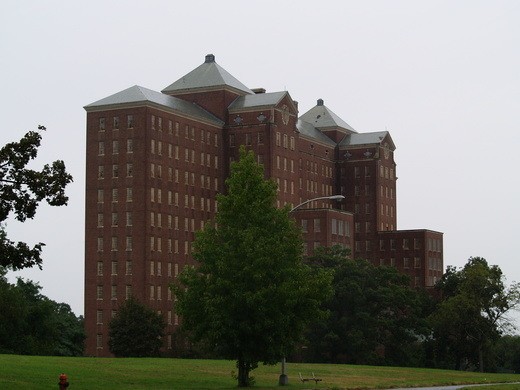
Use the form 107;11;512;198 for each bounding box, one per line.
252;88;266;94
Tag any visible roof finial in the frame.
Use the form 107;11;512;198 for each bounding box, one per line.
205;54;215;63
317;98;324;106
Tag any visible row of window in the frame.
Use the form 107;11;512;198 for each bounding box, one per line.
275;132;295;150
96;330;176;350
100;115;220;148
98;164;133;179
96;236;193;254
379;165;395;180
378;257;423;269
97;260;179;278
96;309;178;327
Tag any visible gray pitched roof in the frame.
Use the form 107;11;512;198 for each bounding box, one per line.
299;99;356;133
228;91;287;110
162;54;253;95
340;131;394;149
84;85;224;126
296;119;337;146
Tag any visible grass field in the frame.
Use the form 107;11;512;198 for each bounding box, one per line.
0;354;519;389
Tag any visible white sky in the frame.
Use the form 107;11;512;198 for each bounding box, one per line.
1;1;519;321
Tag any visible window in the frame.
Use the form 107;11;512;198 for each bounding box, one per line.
365;166;370;177
125;285;132;299
245;133;251;145
258;132;264;144
96;334;103;349
113;116;119;129
276;132;281;146
229;134;235;147
151;115;156;129
126;261;132;276
97;286;103;300
98;141;105;155
126;212;132;227
126;187;133;202
112;188;118;202
390;239;396;250
354;167;360;178
111;212;118;227
97;213;103;227
97;261;103;276
111;237;118;251
112;165;118;178
112;140;119;155
379;239;385;251
126;163;133;177
331;219;337;234
98;166;104;179
355;222;360;233
111;261;117;275
313;219;321;233
366;240;371;251
97;189;104;203
403;239;409;250
403;258;410;269
127;115;134;128
97;237;103;252
99;117;106;131
96;310;103;325
126;236;132;251
414;257;421;268
414;238;421;249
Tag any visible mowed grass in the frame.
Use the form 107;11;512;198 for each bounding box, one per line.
0;354;519;389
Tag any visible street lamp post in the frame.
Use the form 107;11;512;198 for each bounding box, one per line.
278;194;345;386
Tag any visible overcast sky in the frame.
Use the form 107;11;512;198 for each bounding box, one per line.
1;1;519;321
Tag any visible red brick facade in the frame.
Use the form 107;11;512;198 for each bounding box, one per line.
84;54;443;356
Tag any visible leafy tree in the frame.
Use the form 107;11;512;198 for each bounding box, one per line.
430;257;520;372
305;246;432;366
0;271;84;356
108;297;165;357
0;126;73;270
173;147;332;387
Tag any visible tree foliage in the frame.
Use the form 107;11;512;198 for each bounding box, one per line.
173;147;332;387
430;257;520;371
305;246;432;366
0;269;84;356
108;297;165;357
0;126;73;270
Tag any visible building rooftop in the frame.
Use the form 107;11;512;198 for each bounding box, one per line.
84;85;224;126
162;54;254;95
228;91;287;110
299;99;357;133
340;131;395;149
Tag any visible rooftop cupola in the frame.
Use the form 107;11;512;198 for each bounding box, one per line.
205;54;215;63
317;98;324;106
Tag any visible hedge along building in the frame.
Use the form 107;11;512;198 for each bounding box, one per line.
84;54;443;356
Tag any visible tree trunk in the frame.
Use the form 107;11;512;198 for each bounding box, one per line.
478;344;484;372
237;358;251;387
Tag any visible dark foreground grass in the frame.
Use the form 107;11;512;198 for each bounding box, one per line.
0;354;519;389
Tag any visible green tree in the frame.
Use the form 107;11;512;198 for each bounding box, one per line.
173;147;332;387
306;246;432;366
0;126;73;270
108;297;165;357
0;272;84;356
430;257;520;372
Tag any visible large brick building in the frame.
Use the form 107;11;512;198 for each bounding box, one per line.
84;54;443;356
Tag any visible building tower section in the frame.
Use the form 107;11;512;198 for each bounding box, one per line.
84;54;443;356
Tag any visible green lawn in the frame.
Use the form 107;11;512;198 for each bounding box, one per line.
0;354;518;389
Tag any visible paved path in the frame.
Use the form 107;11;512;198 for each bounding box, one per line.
385;384;520;390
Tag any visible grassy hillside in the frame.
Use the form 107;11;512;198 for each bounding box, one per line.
0;354;518;389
